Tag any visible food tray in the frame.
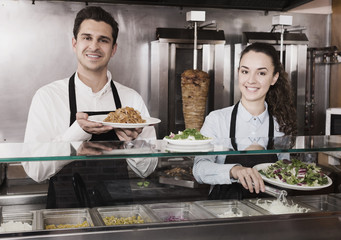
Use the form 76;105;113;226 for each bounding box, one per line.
144;202;214;222
330;193;341;200
38;208;94;230
0;211;37;232
293;194;341;211
94;204;159;226
159;176;198;188
194;200;264;218
243;198;319;215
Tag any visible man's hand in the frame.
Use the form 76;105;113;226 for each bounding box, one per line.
76;112;113;134
230;165;265;194
115;128;143;141
77;142;114;155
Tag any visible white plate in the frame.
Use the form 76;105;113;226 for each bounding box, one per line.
163;137;213;146
165;143;214;152
253;163;333;191
88;115;161;128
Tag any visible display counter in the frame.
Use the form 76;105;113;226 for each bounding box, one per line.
0;135;341;239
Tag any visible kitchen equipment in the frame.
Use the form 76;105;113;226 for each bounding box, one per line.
38;208;94;230
93;205;159;226
151;27;226;138
0;211;37;232
195;200;265;218
293;194;341;211
243;198;319;215
145;202;214;222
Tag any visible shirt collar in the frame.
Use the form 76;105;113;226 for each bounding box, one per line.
75;71;112;96
238;101;269;123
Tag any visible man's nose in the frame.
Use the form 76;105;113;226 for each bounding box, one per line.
89;40;99;49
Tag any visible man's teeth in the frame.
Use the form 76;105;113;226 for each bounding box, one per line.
87;54;100;58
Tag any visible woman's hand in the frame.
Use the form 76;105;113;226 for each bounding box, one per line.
230;165;265;193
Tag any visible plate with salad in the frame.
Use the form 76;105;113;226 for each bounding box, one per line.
254;159;332;191
163;129;212;146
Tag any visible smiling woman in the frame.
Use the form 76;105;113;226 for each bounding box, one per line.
193;42;297;200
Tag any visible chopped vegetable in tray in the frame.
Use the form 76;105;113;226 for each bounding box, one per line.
165;129;209;140
259;159;329;187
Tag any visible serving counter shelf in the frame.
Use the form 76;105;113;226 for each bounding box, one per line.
0;135;340;239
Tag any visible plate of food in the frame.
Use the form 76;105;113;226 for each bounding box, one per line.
163;129;212;146
254;159;332;191
88;107;161;128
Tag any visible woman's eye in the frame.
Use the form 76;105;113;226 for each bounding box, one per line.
259;72;266;76
241;70;248;74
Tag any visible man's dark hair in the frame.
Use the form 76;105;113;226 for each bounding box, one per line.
73;6;119;45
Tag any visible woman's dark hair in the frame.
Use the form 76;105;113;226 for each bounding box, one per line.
73;6;119;45
239;42;297;135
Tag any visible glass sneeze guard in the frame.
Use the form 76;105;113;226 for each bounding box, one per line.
0;135;341;163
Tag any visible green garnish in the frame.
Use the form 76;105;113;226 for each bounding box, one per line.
165;128;209;140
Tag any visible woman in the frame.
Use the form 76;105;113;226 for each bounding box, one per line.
193;42;297;200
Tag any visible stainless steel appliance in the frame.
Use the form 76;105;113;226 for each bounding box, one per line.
151;28;227;138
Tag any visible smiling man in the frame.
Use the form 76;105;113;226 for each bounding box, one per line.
22;7;157;208
25;6;155;146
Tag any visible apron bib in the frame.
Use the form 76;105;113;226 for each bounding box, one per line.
46;73;131;208
208;101;278;200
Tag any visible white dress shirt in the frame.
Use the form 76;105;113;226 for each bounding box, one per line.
22;71;157;182
193;102;285;186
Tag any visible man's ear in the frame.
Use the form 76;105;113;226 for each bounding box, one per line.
72;37;77;53
111;43;118;57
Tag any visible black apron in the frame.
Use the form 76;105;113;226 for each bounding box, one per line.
46;73;131;208
208;101;278;200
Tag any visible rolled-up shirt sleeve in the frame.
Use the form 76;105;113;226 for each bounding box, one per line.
193;155;239;185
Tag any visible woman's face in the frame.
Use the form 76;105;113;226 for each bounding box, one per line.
238;50;279;104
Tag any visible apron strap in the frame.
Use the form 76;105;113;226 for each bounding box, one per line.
68;73;122;126
230;101;274;151
69;73;77;126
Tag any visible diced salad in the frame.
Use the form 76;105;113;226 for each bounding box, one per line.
259;159;329;187
165;128;210;140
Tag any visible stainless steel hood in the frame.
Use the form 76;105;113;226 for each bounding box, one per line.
36;0;314;12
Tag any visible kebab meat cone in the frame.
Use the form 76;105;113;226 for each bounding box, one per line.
181;69;210;130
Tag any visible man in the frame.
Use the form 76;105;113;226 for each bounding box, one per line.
22;6;156;207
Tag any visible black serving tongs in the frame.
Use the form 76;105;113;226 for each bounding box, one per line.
72;173;92;208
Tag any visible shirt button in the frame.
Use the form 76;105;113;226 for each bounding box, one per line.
253;118;256;121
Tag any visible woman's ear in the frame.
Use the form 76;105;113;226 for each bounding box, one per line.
271;72;279;86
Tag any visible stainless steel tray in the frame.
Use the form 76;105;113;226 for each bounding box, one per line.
38;208;94;230
94;204;159;226
159;176;198;188
144;202;215;222
1;211;37;232
293;194;341;211
194;200;264;218
243;198;319;215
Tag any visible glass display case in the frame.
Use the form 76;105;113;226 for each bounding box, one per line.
0;135;341;239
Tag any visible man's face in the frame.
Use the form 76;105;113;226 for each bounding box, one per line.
72;19;117;73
